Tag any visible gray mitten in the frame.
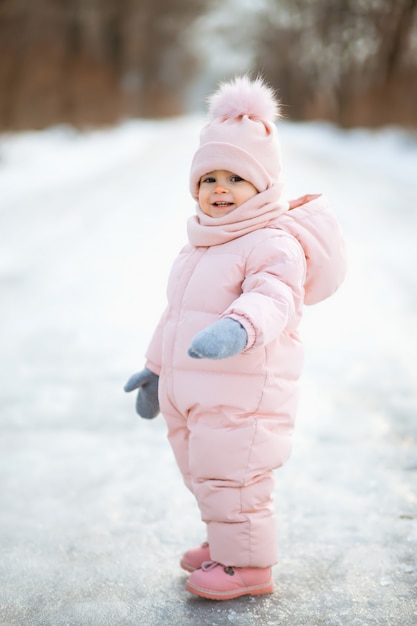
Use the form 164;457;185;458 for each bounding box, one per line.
188;317;248;360
124;368;160;419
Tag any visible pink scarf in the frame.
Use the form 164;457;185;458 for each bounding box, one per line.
187;183;289;247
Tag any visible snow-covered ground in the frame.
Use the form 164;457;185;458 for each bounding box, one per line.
0;117;416;625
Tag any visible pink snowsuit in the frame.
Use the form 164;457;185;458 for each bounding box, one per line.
145;191;346;568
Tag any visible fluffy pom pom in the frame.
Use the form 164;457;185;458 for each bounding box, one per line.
208;75;280;122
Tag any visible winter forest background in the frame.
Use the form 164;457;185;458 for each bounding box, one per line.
1;0;417;131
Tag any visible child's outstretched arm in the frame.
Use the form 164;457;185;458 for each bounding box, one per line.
213;233;305;356
187;233;305;360
124;306;168;418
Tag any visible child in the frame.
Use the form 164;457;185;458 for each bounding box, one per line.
124;76;346;600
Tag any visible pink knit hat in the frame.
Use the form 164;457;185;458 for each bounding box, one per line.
189;75;282;200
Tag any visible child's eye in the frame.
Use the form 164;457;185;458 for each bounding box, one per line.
201;176;215;184
230;175;243;183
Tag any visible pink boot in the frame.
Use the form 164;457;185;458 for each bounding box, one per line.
185;560;274;600
180;541;211;572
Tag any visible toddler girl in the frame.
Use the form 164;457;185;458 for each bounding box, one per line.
125;76;346;600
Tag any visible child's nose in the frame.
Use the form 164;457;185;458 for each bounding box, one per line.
214;184;228;193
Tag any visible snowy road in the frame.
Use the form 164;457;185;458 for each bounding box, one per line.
0;118;416;625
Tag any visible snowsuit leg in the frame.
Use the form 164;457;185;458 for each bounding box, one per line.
160;393;194;494
187;408;293;568
160;376;293;568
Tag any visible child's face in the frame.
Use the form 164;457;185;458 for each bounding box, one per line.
198;170;258;218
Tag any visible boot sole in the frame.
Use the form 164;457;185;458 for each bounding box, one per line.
180;559;197;573
185;579;274;600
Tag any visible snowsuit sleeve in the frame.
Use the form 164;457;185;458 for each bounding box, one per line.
145;307;169;376
223;232;306;350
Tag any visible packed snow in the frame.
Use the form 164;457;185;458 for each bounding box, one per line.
0;116;416;625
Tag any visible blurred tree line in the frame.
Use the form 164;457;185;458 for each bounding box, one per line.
0;0;416;130
0;0;210;129
254;0;417;127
